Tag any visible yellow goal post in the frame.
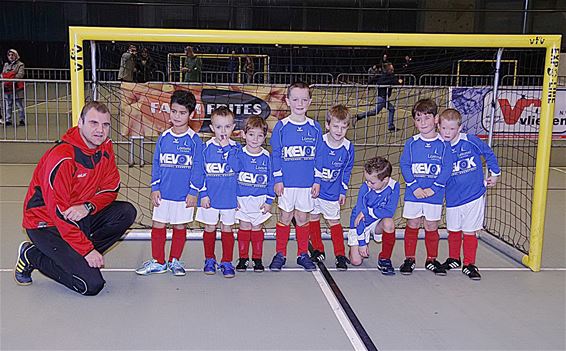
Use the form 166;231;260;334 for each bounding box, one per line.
68;26;560;272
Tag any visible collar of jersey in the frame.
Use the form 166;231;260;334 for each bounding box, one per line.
243;145;265;156
323;133;348;149
166;127;195;138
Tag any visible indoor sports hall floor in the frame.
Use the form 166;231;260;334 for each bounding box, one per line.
0;165;564;351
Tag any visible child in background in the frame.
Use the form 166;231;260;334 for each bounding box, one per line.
310;105;355;270
196;106;241;278
136;90;203;276
348;157;400;275
399;98;453;275
269;81;323;272
228;116;274;272
439;108;500;280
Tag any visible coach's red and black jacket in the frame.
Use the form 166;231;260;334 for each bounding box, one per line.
23;127;121;256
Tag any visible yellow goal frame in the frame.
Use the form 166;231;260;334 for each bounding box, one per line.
68;26;560;272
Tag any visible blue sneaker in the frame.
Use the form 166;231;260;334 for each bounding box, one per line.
168;258;186;276
219;262;236;278
14;241;35;285
297;253;317;271
377;258;396;275
269;252;286;272
203;258;217;275
135;259;168;275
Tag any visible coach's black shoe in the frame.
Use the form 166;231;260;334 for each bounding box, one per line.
18;120;25;126
310;250;326;263
335;255;349;271
236;258;249;272
14;241;35;285
462;264;481;280
441;257;461;271
425;259;447;276
388;126;397;132
399;257;416;275
252;259;264;272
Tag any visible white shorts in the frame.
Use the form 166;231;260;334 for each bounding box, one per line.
195;207;237;226
347;219;382;246
446;196;485;232
278;187;314;213
152;199;194;225
402;201;443;221
235;195;272;227
312;197;341;220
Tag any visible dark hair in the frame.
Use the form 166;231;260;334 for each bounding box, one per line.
287;81;311;98
412;98;438;119
170;90;197;114
244;115;268;135
80;101;110;121
364;156;392;181
211;105;235;121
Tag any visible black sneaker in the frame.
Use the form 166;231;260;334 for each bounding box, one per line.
462;264;481;280
425;259;447;276
388;126;397;132
399;257;416;275
236;258;249;272
335;255;349;271
14;241;35;285
252;259;264;272
310;250;326;263
18;120;25;126
441;257;461;270
4;120;12;126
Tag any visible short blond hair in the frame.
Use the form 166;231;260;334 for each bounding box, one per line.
326;104;351;125
211;106;235;122
439;108;462;126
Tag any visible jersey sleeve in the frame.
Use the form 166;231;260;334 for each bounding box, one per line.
400;139;420;192
430;141;454;194
470;134;501;177
265;155;276;205
340;144;355;195
270;122;283;184
195;140;209;198
350;182;369;246
372;182;400;219
313;144;324;185
150;135;163;192
188;135;205;197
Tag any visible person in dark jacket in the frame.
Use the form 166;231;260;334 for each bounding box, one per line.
135;48;157;83
14;101;136;295
1;49;26;126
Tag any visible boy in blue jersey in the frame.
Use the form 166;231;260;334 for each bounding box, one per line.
439;108;500;280
399;98;453;275
348;157;400;275
269;81;323;272
195;106;240;278
136;90;203;276
228;116;274;273
310;105;355;270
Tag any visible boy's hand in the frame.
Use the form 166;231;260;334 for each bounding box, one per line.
413;188;427;199
339;194;346;206
354;212;365;226
218;135;229;147
201;196;211;209
260;203;272;214
274;182;284;196
311;183;320;198
358;245;369;258
486;176;499;187
185;194;197;208
151;191;161;207
423;188;435;197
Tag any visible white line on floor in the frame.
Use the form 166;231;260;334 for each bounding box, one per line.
2;267;566;272
312;270;367;351
551;167;566;174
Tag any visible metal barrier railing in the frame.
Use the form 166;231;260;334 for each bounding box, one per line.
255;72;334;85
336;73;416;85
418;74;494;86
25;68;165;82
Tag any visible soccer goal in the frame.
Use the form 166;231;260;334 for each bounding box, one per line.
68;27;560;271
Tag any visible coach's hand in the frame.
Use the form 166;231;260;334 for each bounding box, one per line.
62;204;90;222
84;250;104;268
274;182;284;196
260;203;272;214
311;183;320;198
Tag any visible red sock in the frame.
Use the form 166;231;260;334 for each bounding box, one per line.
237;229;251;259
404;226;419;258
221;231;235;262
251;230;264;259
448;231;463;260
309;220;325;252
275;223;290;256
463;234;478;265
296;224;310;256
203;230;216;259
169;227;187;261
151;226;167;264
330;224;345;257
425;230;440;260
379;230;396;260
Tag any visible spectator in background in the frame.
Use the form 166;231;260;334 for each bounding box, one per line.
355;62;399;132
182;46;202;83
228;50;237;83
118;44;137;82
1;49;26;126
135;47;157;83
244;56;254;84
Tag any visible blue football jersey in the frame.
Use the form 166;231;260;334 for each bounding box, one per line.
314;134;355;201
228;146;275;204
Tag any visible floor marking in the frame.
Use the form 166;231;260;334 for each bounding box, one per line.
551;167;566;174
2;267;566;272
312;270;367;351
